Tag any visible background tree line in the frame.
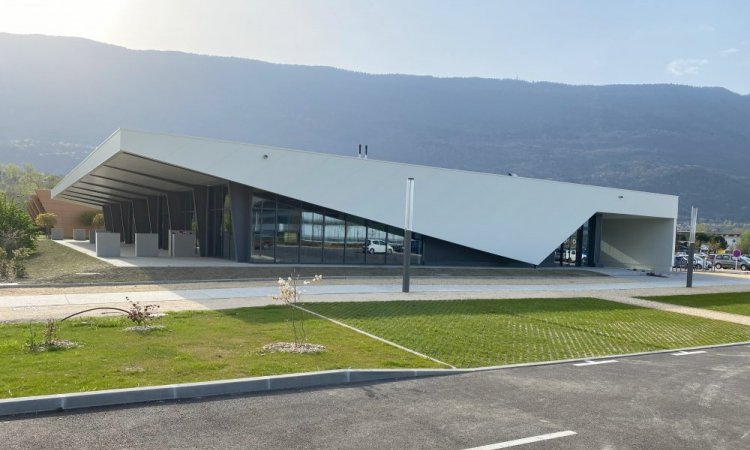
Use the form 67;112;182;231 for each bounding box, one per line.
0;163;62;206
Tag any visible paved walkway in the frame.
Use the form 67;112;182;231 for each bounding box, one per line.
2;269;750;323
55;239;246;267
595;292;750;326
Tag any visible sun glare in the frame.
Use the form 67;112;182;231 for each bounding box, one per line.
0;0;128;39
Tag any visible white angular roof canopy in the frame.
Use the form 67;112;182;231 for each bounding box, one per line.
53;129;678;270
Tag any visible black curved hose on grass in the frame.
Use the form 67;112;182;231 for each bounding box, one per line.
59;307;130;322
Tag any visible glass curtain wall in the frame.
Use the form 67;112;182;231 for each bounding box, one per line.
300;208;323;263
276;200;301;263
248;190;422;265
366;223;388;264
386;229;404;265
344;216;367;264
251;194;276;262
323;214;345;264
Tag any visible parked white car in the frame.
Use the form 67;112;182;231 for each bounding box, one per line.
363;239;394;254
692;255;712;270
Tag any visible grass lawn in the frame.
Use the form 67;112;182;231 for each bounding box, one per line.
641;292;750;316
0;306;440;399
304;298;750;368
25;238;111;281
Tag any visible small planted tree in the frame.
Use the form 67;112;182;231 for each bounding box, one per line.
91;212;105;229
35;212;57;238
80;210;98;229
264;273;324;354
89;212;106;243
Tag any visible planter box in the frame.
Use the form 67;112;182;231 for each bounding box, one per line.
135;233;159;257
73;229;87;241
50;228;64;240
169;230;196;257
95;232;121;257
89;229;104;244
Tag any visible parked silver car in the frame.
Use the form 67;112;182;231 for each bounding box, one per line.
712;254;749;271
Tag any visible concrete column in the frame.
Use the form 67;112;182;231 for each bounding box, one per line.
575;226;584;267
587;213;602;267
193;186;208;257
229;182;251;262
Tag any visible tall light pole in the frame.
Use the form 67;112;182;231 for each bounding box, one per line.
402;178;415;293
686;206;697;288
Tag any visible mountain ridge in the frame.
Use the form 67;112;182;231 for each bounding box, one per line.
1;33;748;221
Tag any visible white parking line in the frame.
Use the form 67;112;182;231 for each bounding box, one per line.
293;305;456;368
672;350;707;356
462;430;577;449
572;359;618;367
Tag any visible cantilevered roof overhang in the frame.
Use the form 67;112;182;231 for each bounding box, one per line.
53;129;679;269
54;132;225;207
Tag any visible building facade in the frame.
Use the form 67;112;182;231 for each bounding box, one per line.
52;130;678;272
26;189;100;238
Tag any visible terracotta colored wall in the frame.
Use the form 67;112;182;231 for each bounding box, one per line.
27;190;100;238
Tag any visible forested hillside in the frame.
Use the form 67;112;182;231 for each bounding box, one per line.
1;33;749;220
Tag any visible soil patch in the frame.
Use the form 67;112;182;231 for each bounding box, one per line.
261;342;326;354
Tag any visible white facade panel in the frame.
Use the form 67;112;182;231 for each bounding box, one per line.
54;129;679;270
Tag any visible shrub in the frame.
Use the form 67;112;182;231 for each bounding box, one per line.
126;298;160;326
35;212;57;237
79;210;99;228
0;193;37;252
0;247;31;281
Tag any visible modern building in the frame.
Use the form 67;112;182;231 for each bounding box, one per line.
52;129;678;272
26;189;100;238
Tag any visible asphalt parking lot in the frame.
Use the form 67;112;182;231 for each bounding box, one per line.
3;344;749;449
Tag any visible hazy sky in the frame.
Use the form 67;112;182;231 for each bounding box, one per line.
2;0;749;94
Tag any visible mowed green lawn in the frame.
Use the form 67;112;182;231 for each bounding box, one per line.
25;238;111;281
304;298;750;367
641;292;750;316
0;307;440;399
5;297;750;399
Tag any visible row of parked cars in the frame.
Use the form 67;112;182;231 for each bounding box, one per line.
673;253;750;271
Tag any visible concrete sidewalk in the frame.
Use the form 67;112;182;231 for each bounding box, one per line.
1;269;750;323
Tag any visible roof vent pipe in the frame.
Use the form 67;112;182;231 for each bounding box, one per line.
364;145;368;160
358;144;362;158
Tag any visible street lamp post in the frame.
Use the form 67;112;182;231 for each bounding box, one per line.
402;178;415;293
687;206;697;288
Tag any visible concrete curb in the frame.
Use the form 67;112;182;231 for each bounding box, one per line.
2;341;749;418
0;368;459;417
